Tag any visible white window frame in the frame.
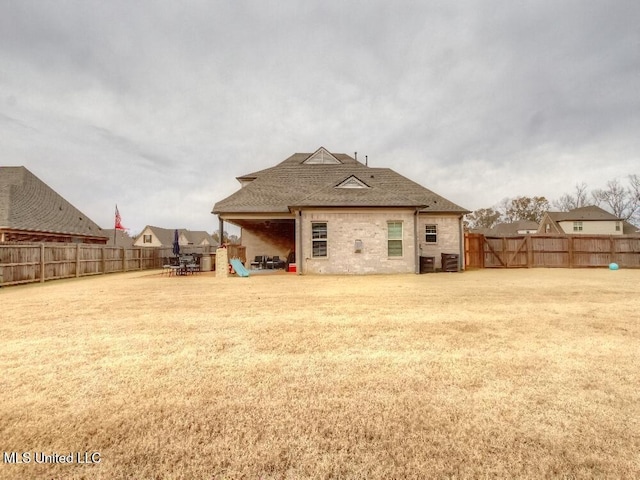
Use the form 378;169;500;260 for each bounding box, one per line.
311;222;328;258
425;224;437;244
387;221;403;257
143;234;152;244
573;221;583;232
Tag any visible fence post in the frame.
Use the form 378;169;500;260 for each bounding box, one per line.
40;243;45;283
610;236;615;265
122;247;127;272
568;236;573;268
75;243;81;277
502;237;508;268
101;246;106;274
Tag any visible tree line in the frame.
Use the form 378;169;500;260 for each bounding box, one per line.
466;174;640;229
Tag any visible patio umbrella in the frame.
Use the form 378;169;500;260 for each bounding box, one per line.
172;229;180;256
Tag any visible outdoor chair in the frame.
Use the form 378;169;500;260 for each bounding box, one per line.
250;255;265;269
162;257;172;275
163;256;182;276
178;254;197;275
272;256;285;269
191;254;202;273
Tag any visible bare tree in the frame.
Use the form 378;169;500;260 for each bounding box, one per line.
627;174;640;225
552;183;590;211
592;176;640;221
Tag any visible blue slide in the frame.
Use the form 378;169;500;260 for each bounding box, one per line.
230;258;250;277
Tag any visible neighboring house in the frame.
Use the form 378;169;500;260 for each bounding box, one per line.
133;226;215;248
0;166;108;244
212;147;469;274
102;229;135;247
538;206;625;235
474;220;539;237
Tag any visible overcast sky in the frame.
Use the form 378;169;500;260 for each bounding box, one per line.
1;1;639;235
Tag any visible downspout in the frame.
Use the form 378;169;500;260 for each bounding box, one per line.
459;215;465;271
414;208;420;274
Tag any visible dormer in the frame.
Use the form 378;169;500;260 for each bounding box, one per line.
303;147;342;165
336;175;370;189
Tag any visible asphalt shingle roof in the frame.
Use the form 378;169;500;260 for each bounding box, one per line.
139;226;215;246
547;206;621;221
0;166;107;239
213;150;468;214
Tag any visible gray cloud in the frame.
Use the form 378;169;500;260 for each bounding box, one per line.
1;0;639;233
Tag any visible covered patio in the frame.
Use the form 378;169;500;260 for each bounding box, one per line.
217;214;296;272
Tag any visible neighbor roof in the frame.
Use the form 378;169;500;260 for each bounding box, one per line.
213;148;468;214
547;206;621;222
139;226;215;246
0;166;107;239
487;220;540;236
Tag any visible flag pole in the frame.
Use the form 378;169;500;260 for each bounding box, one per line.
114;205;117;246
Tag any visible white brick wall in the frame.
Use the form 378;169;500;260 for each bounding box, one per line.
300;209;417;274
417;214;463;269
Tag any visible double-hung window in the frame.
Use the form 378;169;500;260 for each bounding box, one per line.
143;234;152;244
425;224;437;243
573;221;583;232
387;221;403;257
312;222;327;257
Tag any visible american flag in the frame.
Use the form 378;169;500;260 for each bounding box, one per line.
115;205;126;231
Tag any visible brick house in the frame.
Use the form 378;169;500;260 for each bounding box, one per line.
212;147;469;274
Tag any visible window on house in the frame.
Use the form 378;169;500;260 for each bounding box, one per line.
615;222;621;231
388;221;403;257
312;222;327;257
573;221;583;232
143;235;152;243
425;224;437;243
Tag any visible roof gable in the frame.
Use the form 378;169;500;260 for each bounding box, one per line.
336;175;370;189
302;147;342;165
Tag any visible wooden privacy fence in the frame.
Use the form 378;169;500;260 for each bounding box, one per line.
0;244;159;286
0;243;246;286
465;233;640;269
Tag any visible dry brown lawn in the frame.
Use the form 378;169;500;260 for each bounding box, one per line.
1;268;639;479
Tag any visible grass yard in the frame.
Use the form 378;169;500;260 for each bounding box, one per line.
1;268;639;479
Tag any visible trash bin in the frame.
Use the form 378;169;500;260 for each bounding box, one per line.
441;253;460;272
419;256;435;273
200;254;212;272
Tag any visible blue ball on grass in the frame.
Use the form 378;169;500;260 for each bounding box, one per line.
609;263;619;270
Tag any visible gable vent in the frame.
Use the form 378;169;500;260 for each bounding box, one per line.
303;147;341;165
336;176;370;189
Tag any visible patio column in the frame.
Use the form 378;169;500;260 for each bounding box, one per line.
414;209;420;274
294;209;302;275
218;217;224;246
